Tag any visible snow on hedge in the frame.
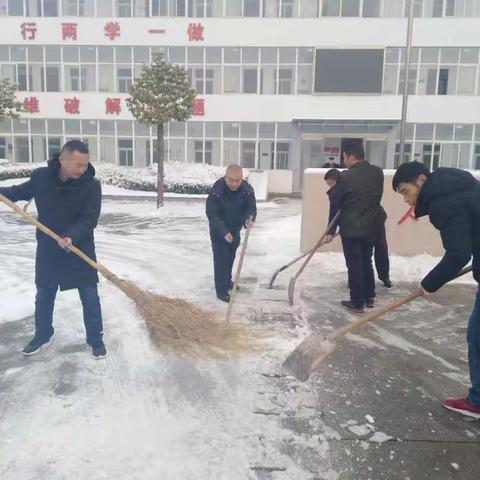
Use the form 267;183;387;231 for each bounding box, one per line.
0;162;226;195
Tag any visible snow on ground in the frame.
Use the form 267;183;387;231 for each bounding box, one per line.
1;193;479;479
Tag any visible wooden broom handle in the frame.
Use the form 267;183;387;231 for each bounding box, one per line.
0;192;115;281
326;265;473;342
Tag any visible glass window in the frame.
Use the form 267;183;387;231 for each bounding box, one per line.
244;0;260;16
277;123;292;138
63;46;79;62
98;47;114;63
455;124;473;141
460;48;479;64
45;46;61;62
242;47;259;64
169;47;186;63
80;46;96;63
322;0;340;16
45;65;60;91
241;141;256;168
133;46;149;63
362;0;380;16
14;137;30;163
458;143;471;169
421;48;439;64
117;120;133;136
117;67;132;93
116;46;132;63
8;0;24;15
435;124;454;140
418;66;437;95
64;66;80;91
440;143;459;168
118;139;134;166
134;121;150;136
0;46;8;61
263;0;279;17
300;0;318;16
243;67;258;93
82;120;97;135
385;47;400;64
276;142;290;169
440;48;459;64
65;119;81;135
187;121;203;137
297;65;312;94
261;48;277;64
43;0;59;16
11;46;26;62
205;122;221;137
187;46;204;63
383;64;398;94
223;122;240;137
416;124;434;141
28;46;43;63
260;66;276;94
30;137;45;163
383;0;403;16
224;66;240;93
276;68;294;94
206;47;222;63
279;47;296;64
30;119;46;134
169;121;186;137
28;65;44;91
241;122;257;138
99;120;115;135
47;119;63;134
116;0;132;16
224;47;241;64
81;65;95;91
457;67;476;94
341;0;360;16
298;47;314;64
13;119;28;134
225;0;242;16
99;65;114;92
259;123;275;138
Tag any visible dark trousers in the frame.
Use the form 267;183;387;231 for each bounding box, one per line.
341;237;375;308
374;222;390;281
35;284;104;346
467;288;480;406
211;233;240;296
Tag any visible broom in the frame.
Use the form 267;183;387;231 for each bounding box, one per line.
0;192;261;359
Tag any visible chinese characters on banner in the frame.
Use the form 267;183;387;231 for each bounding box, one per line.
187;23;204;42
64;97;80;114
23;97;40;113
192;98;205;116
19;22;121;41
105;98;122;115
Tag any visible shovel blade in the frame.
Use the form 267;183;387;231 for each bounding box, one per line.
282;334;337;382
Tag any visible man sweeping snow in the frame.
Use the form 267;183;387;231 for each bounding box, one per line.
393;161;480;419
0;140;106;359
206;164;257;303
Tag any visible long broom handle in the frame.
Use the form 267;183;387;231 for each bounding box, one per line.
225;216;253;323
326;265;473;342
293;210;340;281
0;192;116;281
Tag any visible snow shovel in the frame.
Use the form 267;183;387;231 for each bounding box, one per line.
225;217;254;322
282;265;473;382
287;211;340;305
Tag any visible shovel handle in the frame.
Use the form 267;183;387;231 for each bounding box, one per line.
327;265;473;342
0;192;115;281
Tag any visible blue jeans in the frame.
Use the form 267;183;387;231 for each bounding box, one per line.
35;284;103;346
467;288;480;406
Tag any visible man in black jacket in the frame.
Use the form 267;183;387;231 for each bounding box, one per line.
393;162;480;419
325;143;385;313
0;140;106;359
206;164;257;302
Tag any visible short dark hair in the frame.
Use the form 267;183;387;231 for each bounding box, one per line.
328;156;335;160
324;168;341;181
343;143;364;160
392;161;431;191
61;139;89;156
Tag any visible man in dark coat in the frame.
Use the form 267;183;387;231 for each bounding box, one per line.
324;168;392;289
325;143;385;313
0;140;106;359
393;161;480;419
206;164;257;302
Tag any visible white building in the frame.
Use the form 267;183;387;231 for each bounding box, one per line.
0;0;479;191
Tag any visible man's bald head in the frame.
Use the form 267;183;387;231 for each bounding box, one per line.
225;164;244;191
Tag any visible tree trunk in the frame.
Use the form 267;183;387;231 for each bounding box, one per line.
156;123;164;208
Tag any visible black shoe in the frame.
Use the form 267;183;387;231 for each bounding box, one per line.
381;278;393;288
366;297;375;308
229;281;239;291
90;341;107;359
217;293;231;303
341;300;365;314
22;336;52;356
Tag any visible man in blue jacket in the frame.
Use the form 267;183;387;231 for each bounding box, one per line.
393;161;480;419
206;164;257;302
0;140;106;359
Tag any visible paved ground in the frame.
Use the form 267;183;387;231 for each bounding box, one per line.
0;196;479;479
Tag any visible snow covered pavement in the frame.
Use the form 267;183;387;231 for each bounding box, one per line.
1;196;479;479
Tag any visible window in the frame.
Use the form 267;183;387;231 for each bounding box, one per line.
322;0;340;16
437;68;449;95
300;0;318;16
152;0;168;15
116;0;132;16
241;141;256;168
362;0;380;16
226;0;241;15
276;142;290;169
118;67;132;93
8;0;24;15
475;145;480;170
281;0;295;17
65;66;80;91
276;68;293;94
341;0;360;16
45;65;60;91
194;140;203;163
297;65;312;94
43;0;58;15
457;67;476;94
243;68;258;93
224;66;240;93
118;139;133;166
47;137;61;158
244;0;260;16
